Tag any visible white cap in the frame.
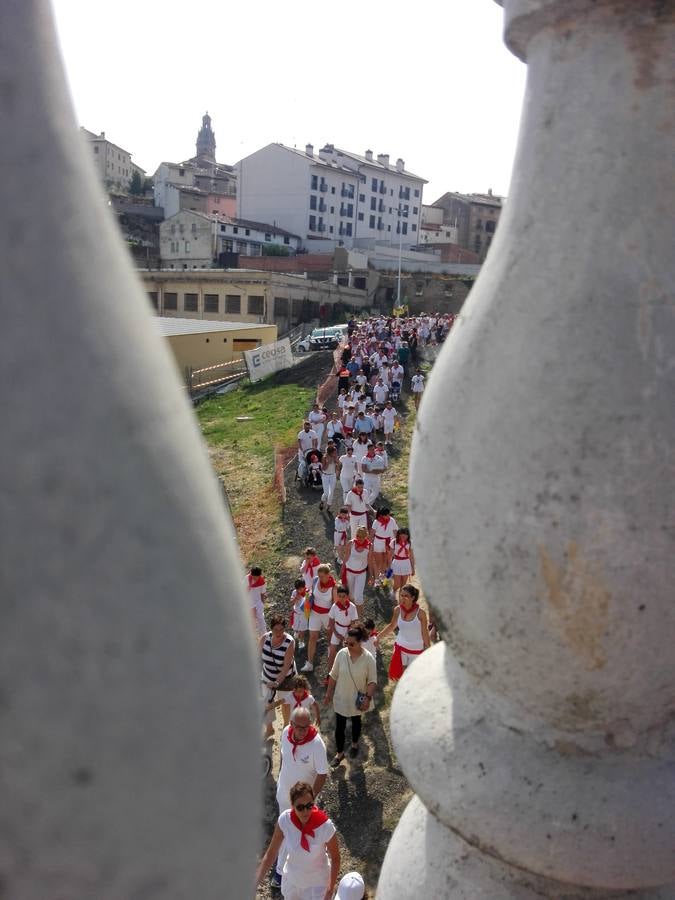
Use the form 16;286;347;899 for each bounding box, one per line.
336;871;365;899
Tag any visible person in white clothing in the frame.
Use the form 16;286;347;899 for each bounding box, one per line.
369;507;398;580
319;443;338;512
352;432;370;474
297;421;319;457
344;480;372;540
343;527;371;614
411;369;425;410
301;564;337;673
379;583;430;680
256;779;339;900
333;507;350;567
381;401;399;445
245;566;267;637
360;444;385;505
326;585;359;670
372;378;388;406
390;361;405;388
389;527;415;600
337;447;358;502
308;403;326;447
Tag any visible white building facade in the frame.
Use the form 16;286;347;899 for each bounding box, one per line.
237;143;426;252
159;209;301;269
419;204;459;246
81;128;144;190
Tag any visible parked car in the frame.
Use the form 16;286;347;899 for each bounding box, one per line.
297;327;342;352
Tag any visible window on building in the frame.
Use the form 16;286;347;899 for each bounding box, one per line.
274;297;289;316
310;195;317;210
345;223;353;237
412;223;417;232
359;194;365;203
220;224;226;232
245;229;250;236
330;206;334;214
204;294;219;313
184;241;190;253
369;215;376;229
329;226;334;233
179;224;185;234
171;224;176;234
265;233;271;241
414;188;420;197
309;215;316;231
93;146;99;154
402;222;408;235
358;212;364;221
311;174;318;190
284;236;290;244
233;226;238;234
223;239;233;252
370;197;376;211
485;220;496;233
164;292;178;311
191;223;197;234
184;293;198;312
371;177;378;191
248;295;264;315
179;168;185;177
225;294;241;314
413;206;418;215
147;291;158;309
347;203;354;217
331;186;335;194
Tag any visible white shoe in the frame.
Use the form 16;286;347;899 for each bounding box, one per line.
301;661;314;673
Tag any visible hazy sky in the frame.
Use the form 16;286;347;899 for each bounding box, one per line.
50;0;526;202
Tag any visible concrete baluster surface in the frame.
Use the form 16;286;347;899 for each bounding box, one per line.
0;2;260;897
379;1;675;896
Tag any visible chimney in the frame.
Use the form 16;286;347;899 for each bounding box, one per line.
488;187;493;196
396;158;405;172
365;149;373;162
377;153;390;168
305;143;314;157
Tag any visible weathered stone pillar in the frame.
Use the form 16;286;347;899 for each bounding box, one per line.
0;2;259;897
379;1;675;896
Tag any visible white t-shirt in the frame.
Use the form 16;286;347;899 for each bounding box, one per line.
382;408;397;431
411;374;425;393
329;647;377;718
308;410;325;429
328;601;358;637
277;727;329;808
298;428;319;452
278;809;336;889
373;384;388;404
390;364;404;384
345;489;368;515
339;454;359;482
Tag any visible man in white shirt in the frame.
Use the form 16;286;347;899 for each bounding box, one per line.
372;378;388;406
390;361;405;389
275;708;329;883
345;479;372;539
297;421;319;457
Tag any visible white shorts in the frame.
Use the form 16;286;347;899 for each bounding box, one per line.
330;630;348;647
308;610;330;632
401;648;424;667
391;558;412;576
281;877;329;900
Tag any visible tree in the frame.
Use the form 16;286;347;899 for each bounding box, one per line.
129;171;143;196
262;243;290;257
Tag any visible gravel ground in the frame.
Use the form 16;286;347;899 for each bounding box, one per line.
255;350;412;898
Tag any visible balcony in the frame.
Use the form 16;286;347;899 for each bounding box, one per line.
378;200;385;212
319;182;328;192
317;223;326;232
379;184;387;194
318;201;327;212
341;187;354;198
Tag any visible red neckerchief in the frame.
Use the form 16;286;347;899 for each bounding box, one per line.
336;598;351;612
370;629;378;637
354;538;370;551
305;556;320;578
377;515;390;527
400;602;419;618
292;690;310;708
287;723;318;759
295;586;307;598
318;575;336;590
248;574;265;589
290;806;329;851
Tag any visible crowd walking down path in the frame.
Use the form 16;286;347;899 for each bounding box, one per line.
249;314;457;898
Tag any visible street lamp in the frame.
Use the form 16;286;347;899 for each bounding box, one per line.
396;203;403;309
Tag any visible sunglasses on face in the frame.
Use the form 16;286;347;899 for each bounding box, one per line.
294;802;314;812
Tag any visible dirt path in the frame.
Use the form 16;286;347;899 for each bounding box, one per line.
256;352;413;897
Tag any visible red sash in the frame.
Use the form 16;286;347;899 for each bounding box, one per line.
388;643;424;681
290;806;330;851
312;576;335;614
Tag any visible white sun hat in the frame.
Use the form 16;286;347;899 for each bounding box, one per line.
336;871;365;899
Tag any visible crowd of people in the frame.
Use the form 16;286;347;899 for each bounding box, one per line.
250;313;456;899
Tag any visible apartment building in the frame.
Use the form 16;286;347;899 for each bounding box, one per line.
81;128;144;190
419;204;460;247
431;190;504;262
237;142;427;252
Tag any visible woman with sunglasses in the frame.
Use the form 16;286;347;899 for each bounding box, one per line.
324;625;377;767
256;780;340;900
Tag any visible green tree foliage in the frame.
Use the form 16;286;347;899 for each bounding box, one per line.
262;243;290;257
129;171;143;195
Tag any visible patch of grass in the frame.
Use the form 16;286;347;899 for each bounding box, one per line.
197;381;315;568
382;402;417;525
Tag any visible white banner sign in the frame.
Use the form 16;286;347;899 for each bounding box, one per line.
244;337;293;383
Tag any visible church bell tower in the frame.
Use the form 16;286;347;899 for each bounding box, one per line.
196;112;216;162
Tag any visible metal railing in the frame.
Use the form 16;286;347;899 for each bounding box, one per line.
185;357;247;397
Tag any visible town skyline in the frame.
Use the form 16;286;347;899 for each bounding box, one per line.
51;0;526;202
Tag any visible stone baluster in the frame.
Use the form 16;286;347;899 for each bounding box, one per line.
379;1;675;896
0;2;259;897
